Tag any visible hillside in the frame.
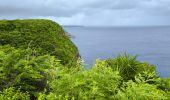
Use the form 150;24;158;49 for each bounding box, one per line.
0;19;79;65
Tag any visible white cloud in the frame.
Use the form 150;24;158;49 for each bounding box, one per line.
0;0;170;26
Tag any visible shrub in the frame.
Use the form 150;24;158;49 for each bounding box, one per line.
116;80;168;100
105;53;158;80
158;78;170;98
39;60;122;100
0;87;30;100
0;45;61;98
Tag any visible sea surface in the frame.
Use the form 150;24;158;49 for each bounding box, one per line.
64;26;170;77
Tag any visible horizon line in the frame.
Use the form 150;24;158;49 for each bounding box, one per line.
62;25;170;27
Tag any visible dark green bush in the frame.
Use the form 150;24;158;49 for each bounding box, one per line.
105;54;158;81
0;19;79;65
0;45;61;98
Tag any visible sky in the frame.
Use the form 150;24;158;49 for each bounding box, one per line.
0;0;170;26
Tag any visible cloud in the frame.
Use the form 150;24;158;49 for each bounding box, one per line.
0;0;170;26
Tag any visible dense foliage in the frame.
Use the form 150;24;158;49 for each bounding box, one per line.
37;57;170;100
0;19;79;65
0;46;60;97
0;20;170;99
0;87;30;100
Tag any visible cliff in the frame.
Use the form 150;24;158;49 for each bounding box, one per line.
0;19;79;65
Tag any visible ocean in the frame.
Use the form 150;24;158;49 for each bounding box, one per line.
64;26;170;77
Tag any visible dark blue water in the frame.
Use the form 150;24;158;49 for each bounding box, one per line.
64;26;170;77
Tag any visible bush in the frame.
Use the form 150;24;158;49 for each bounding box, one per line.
105;54;158;80
0;87;30;100
0;45;61;98
39;61;122;100
158;78;170;98
116;80;168;100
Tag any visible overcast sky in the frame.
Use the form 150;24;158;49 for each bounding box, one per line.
0;0;170;26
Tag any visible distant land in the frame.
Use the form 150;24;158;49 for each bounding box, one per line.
62;25;85;27
62;25;170;28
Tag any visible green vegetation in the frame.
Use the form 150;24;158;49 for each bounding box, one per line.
0;87;30;100
0;45;60;98
0;19;79;65
0;19;170;100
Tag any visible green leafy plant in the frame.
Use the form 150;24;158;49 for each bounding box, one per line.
104;53;158;81
116;80;168;100
0;87;30;100
39;61;122;100
0;45;61;98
